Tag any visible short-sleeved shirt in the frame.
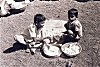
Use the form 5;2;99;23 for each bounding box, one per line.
21;20;67;40
64;19;82;37
21;24;43;40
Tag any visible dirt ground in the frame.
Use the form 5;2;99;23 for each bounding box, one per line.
0;0;100;67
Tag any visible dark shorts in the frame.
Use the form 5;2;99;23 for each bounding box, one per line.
53;34;79;44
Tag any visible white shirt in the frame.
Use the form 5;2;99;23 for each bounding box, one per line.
21;19;67;39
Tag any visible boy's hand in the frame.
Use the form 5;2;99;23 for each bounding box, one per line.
34;37;43;41
43;38;51;44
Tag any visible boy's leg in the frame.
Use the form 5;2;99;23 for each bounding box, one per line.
25;44;31;53
30;48;36;54
14;35;26;45
14;35;31;53
29;41;43;54
29;42;38;54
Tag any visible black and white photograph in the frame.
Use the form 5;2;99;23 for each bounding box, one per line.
0;0;100;67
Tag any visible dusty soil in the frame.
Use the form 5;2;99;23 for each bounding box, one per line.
0;0;100;67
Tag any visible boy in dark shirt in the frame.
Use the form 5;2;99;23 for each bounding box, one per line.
63;8;82;43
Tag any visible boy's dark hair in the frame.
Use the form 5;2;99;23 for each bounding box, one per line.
68;8;78;18
34;14;46;24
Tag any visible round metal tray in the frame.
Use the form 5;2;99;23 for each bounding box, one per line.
43;44;62;57
61;42;82;57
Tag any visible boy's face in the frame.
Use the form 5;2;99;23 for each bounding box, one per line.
35;21;45;29
69;14;76;21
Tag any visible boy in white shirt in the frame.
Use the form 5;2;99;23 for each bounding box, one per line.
14;14;47;54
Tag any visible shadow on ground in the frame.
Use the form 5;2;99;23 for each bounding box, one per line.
10;9;25;15
3;42;27;53
14;0;34;2
75;0;90;2
0;9;25;17
60;53;76;59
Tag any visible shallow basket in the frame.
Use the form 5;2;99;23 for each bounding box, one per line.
42;44;62;57
61;42;82;57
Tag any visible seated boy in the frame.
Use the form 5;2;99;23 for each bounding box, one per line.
14;14;47;54
63;8;82;43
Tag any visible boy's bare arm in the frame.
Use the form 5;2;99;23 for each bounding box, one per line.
78;22;82;37
75;22;82;38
